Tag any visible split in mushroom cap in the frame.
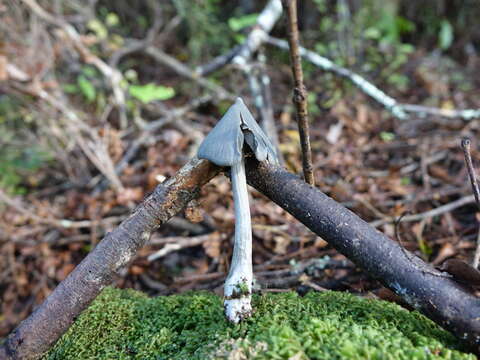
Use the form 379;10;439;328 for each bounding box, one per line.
198;97;278;166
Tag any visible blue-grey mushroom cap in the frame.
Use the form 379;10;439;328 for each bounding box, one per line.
198;98;278;166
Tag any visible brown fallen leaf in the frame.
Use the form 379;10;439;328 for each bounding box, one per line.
432;242;456;266
116;187;144;205
185;200;204;223
440;259;480;286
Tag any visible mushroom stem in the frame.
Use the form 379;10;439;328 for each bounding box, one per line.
224;157;253;323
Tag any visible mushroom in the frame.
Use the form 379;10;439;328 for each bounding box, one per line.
198;97;278;323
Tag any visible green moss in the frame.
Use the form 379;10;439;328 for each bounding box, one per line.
45;287;474;360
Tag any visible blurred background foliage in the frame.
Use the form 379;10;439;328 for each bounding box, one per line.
0;0;479;194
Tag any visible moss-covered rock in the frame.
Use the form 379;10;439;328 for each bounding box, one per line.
45;287;474;360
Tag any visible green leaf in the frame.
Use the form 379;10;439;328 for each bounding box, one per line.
87;19;108;40
400;177;411;186
228;13;258;32
128;84;175;104
105;13;119;27
63;84;79;94
364;27;381;40
81;66;97;78
77;75;96;102
380;131;395;142
439;20;453;50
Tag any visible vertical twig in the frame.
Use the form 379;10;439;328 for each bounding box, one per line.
282;0;315;185
461;137;480;268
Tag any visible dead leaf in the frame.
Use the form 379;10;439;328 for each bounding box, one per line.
185;200;203;223
432;242;456;265
0;56;7;81
273;235;290;255
203;233;222;259
116;187;144;205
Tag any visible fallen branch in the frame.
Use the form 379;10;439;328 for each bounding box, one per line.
266;36;480;121
245;159;480;354
0;158;221;360
147;232;223;261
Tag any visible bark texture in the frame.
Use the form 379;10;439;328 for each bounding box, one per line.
245;158;480;355
0;158;221;360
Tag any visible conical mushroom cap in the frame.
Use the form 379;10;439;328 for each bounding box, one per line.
198;98;278;166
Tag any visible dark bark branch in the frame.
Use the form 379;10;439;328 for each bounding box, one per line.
245;158;480;355
282;0;315;186
0;158;221;360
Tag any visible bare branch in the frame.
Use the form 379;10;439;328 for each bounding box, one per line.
461;138;480;268
462;138;480;209
369;195;476;228
282;0;314;185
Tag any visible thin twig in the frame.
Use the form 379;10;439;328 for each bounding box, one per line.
370;195;476;228
402;104;480;121
462;138;480;208
461;138;480;268
147;233;223;261
282;0;314;185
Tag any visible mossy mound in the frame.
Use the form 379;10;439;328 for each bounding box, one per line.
45;287;474;359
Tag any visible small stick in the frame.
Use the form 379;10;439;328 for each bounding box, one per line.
282;0;315;185
461;138;480;268
462;138;480;207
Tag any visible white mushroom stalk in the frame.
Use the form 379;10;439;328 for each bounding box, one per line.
198;98;278;323
224;157;253;322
